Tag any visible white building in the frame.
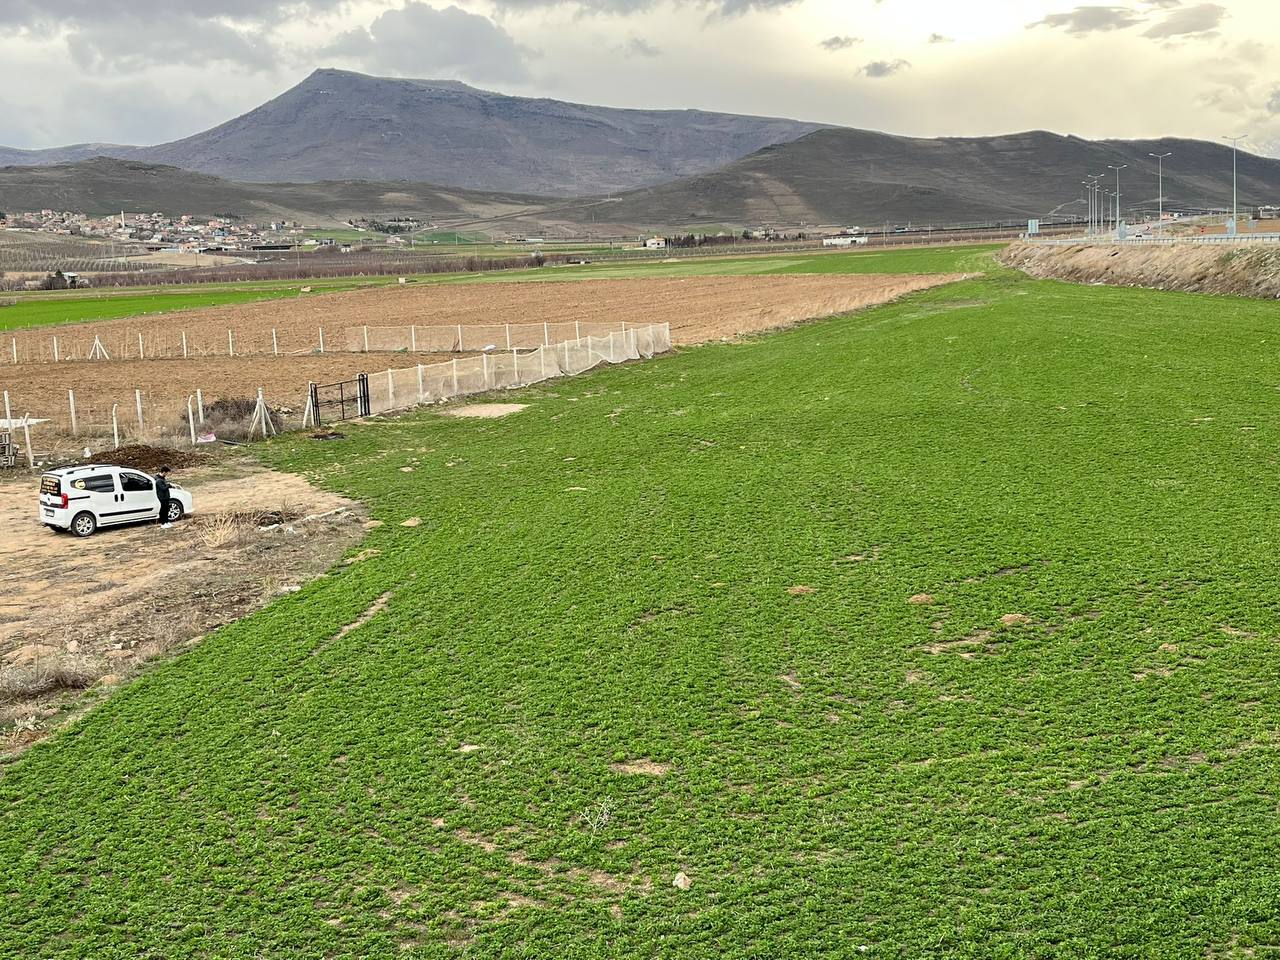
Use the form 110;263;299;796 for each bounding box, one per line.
644;237;667;249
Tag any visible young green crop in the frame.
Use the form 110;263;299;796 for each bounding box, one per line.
3;263;1278;957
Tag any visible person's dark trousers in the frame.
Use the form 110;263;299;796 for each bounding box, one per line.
157;497;170;524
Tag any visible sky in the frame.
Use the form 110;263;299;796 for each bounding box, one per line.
0;0;1276;157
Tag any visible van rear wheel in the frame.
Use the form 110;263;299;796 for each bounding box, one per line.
70;512;97;538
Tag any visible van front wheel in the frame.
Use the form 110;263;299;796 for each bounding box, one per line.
70;512;97;538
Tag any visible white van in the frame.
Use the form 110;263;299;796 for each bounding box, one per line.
39;465;194;537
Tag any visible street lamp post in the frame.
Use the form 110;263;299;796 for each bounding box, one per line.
1107;165;1128;237
1223;135;1247;232
1149;152;1171;238
1087;175;1102;236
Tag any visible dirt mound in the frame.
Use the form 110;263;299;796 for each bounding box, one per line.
78;445;210;472
1000;241;1280;299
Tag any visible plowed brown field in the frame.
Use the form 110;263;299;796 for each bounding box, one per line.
3;273;963;442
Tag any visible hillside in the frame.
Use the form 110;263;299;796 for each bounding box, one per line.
0;158;548;225
563;128;1280;227
0;70;824;197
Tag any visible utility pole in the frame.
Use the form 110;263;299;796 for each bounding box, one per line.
1149;153;1171;238
1223;135;1247;232
1108;165;1127;237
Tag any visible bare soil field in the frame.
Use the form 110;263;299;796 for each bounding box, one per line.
1001;241;1280;299
0;457;365;757
2;273;961;442
6;273;965;355
1;352;458;435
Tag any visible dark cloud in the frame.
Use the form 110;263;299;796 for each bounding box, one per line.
1031;5;1144;35
927;33;953;44
1143;2;1226;38
820;35;860;51
325;3;532;84
0;0;344;28
860;59;911;78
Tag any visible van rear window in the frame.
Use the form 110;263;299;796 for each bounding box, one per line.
40;475;60;495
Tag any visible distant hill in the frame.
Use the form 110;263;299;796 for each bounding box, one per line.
561;128;1280;228
0;70;824;197
0;143;138;167
0;158;548;226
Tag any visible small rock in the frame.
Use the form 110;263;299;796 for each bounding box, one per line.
66;640;80;654
400;517;422;528
908;594;935;605
673;872;692;891
787;585;816;596
457;743;482;753
99;675;121;686
399;466;414;473
362;520;384;529
1000;613;1031;626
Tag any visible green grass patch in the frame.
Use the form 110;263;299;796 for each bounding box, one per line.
3;267;1279;955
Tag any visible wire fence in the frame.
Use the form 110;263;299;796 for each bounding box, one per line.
1;323;673;468
6;320;642;365
360;323;672;417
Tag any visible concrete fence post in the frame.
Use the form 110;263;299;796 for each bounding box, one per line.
196;388;205;425
482;352;490;389
272;328;279;356
505;324;511;350
543;321;549;346
138;332;145;359
575;320;581;340
135;389;144;434
187;396;197;446
52;336;60;363
452;358;459;395
111;405;119;449
457;323;463;352
318;327;325;353
363;326;370;353
68;390;77;436
227;329;235;357
10;338;15;364
2;390;9;424
417;364;425;402
387;369;395;408
512;348;519;383
182;330;188;359
21;416;33;469
410;326;417;352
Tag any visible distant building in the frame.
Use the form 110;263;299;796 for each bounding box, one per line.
1259;205;1279;220
822;236;868;247
644;237;667;249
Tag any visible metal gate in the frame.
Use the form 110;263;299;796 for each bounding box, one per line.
310;373;369;425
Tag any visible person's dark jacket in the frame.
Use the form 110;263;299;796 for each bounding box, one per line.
154;474;171;500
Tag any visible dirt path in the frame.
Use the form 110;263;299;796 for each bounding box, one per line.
0;459;365;756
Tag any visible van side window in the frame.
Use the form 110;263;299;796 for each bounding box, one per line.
120;472;153;493
76;475;116;493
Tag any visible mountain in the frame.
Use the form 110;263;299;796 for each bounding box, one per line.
557;128;1280;228
0;158;548;226
0;70;825;197
0;143;138;167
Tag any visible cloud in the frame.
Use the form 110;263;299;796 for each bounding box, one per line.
487;0;802;16
1268;87;1280;115
1031;5;1144;35
324;3;532;84
622;36;662;57
928;33;953;44
1143;2;1226;38
860;59;911;78
820;35;860;51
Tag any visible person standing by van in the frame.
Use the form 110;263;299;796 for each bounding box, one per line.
154;466;172;526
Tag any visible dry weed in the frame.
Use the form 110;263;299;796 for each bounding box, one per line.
0;656;105;704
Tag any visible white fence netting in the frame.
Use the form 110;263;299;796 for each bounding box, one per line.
363;323;672;416
343;320;632;354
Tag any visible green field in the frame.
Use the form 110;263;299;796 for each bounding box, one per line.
5;254;1280;956
0;244;999;332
